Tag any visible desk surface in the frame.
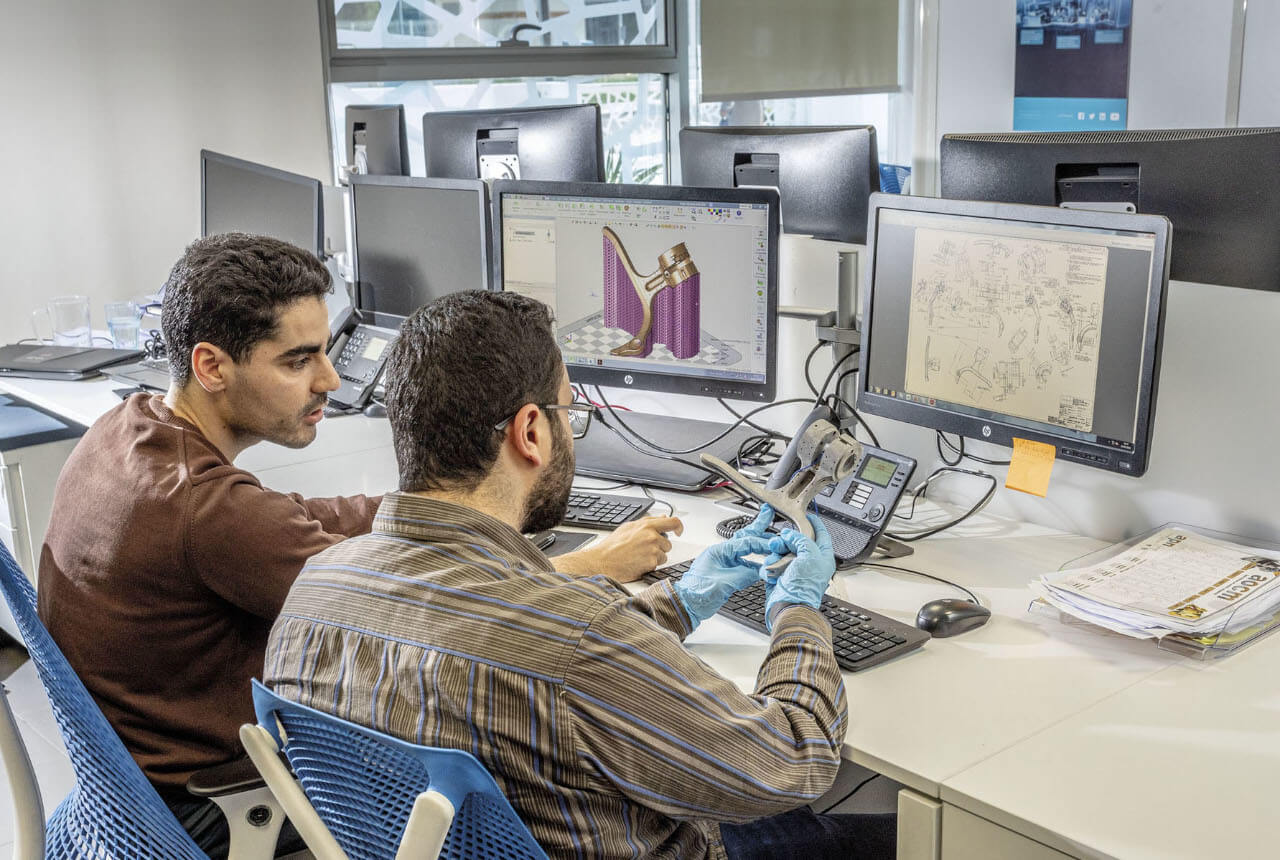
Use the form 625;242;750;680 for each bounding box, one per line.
4;373;1266;860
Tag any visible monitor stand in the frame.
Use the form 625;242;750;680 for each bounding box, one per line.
573;411;766;492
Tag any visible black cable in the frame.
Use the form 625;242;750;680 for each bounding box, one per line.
572;479;634;491
825;394;881;448
936;431;1011;467
802;340;825;398
813;347;860;405
640;485;675;516
717;397;786;439
593;386;815;457
859;561;981;605
818;773;881;814
885;467;998;542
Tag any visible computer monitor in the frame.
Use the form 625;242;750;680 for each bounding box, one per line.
345;105;411;176
857;193;1172;477
348;175;491;318
679;126;880;244
200;150;323;256
939;127;1280;292
494;180;780;402
423;104;604;182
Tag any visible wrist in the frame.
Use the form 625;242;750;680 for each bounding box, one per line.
553;547;599;578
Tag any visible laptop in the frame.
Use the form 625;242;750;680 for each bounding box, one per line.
102;357;171;392
0;345;146;381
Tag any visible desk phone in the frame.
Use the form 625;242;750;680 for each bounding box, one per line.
327;322;398;409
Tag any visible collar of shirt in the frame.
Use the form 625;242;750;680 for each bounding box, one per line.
372;492;555;574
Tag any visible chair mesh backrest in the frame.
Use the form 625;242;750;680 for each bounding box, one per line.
878;162;912;194
253;683;546;860
0;542;205;858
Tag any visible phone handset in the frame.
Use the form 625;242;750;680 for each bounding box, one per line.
327;321;398;409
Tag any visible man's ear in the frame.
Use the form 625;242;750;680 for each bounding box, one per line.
189;342;233;394
505;403;547;468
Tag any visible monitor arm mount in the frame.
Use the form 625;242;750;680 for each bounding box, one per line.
701;415;862;571
604;226;700;357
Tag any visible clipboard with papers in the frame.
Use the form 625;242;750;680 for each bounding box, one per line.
1029;523;1280;660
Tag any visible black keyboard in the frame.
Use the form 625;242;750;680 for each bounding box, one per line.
646;560;931;672
562;492;655;530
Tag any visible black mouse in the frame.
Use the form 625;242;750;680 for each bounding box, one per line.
915;598;991;638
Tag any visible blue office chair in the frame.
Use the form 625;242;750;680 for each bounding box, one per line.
878;163;912;194
243;680;548;860
0;539;282;858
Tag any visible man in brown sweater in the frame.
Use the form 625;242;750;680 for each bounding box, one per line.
37;233;676;856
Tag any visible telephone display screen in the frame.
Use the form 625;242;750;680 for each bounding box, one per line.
857;455;897;488
362;337;389;361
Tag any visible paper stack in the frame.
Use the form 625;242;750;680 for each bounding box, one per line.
1031;526;1280;639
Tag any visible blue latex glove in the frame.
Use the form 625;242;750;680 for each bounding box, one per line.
673;533;776;626
763;514;836;628
733;504;775;539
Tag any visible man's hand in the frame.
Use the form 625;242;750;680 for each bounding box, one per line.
554;516;684;582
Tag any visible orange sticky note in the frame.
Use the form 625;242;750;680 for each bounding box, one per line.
1005;438;1056;497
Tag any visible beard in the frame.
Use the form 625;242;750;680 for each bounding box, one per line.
226;390;328;451
520;421;575;534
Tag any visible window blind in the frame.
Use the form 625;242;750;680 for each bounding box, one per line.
699;0;900;101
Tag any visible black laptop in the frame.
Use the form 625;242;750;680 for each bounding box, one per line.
0;345;146;380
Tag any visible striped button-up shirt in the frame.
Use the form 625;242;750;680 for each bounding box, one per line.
264;493;848;859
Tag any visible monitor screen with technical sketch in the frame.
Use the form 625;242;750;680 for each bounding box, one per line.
857;194;1171;476
494;180;779;402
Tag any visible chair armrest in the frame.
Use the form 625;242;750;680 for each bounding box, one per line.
186;756;268;797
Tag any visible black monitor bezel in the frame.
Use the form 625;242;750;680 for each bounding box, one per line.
347;174;492;315
344;104;411;177
422;104;605;182
678;124;880;244
856;193;1172;477
492;179;781;402
199;149;324;257
938;127;1280;292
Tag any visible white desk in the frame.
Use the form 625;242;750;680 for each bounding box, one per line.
3;374;1269;860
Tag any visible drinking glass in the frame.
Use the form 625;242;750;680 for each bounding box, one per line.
105;301;141;350
30;296;92;347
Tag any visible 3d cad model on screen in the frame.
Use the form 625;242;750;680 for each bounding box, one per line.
602;226;701;359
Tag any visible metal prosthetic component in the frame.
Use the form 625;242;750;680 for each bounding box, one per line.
700;419;862;571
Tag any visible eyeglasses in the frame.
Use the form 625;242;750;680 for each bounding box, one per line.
494;400;595;440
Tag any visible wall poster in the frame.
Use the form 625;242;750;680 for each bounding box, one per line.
1014;1;1133;131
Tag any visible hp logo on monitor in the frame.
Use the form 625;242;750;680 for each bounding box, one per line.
624;375;634;385
981;425;992;438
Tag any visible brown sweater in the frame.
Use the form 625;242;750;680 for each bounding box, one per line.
37;394;379;795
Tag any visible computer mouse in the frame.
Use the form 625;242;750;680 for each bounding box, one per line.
362;401;387;418
915;598;991;638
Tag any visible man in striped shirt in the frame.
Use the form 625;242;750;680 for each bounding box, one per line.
265;291;895;858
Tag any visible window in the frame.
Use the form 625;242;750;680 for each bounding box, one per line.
321;0;677;184
329;75;667;183
332;0;667;50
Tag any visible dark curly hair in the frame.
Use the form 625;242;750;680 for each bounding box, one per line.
384;291;563;492
161;233;331;387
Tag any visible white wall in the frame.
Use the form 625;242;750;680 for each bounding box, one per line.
0;0;330;345
1239;0;1280;125
882;0;1280;546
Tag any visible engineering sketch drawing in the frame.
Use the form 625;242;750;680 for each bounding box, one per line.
903;227;1108;432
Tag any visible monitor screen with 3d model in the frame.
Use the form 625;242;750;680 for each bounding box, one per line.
493;180;779;402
